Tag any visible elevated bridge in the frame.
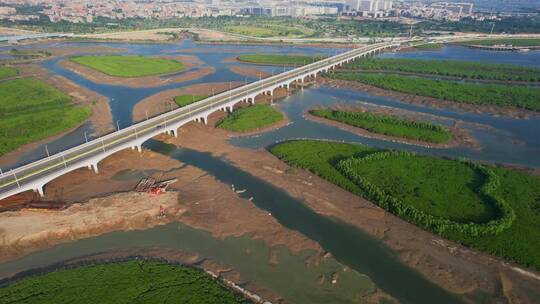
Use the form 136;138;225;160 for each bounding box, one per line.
0;41;403;200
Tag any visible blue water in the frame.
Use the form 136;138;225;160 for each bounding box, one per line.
382;44;540;67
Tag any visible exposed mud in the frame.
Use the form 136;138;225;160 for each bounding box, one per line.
318;77;538;119
226;64;271;78
0;147;320;272
158;120;540;303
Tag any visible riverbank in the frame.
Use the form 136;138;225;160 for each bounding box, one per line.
159;121;540;303
59;54;214;88
0;142;388;303
304;104;479;149
318;77;537;119
225;64;271;79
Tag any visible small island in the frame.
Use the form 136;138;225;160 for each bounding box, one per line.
70;55;185;78
174;94;207;107
216;104;284;132
309;108;452;145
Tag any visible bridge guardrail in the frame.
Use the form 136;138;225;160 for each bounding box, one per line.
0;42;401;194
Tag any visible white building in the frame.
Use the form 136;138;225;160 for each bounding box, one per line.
345;0;393;13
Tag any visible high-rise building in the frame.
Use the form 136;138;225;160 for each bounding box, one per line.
345;0;393;13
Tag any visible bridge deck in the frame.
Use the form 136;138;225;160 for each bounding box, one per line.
0;41;402;200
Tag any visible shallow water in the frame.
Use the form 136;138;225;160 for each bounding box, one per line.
0;222;376;304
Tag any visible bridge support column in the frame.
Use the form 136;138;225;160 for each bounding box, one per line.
170;129;178;138
91;163;99;174
34;186;44;197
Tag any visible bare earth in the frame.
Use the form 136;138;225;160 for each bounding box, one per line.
0;146;363;303
226;64;271;79
319;77;538;119
59;54;214;88
305;103;480;149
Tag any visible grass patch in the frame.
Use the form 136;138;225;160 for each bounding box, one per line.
270;140;540;270
0;260;248;303
237;54;324;66
310;109;451;144
216;104;283;132
0;78;90;156
340;153;496;222
70;55;185;77
225;24;314;38
330;72;540;112
0;66;17;79
342;58;540;82
460;38;540;47
174;94;207;107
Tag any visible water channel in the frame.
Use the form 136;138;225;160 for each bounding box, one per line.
1;41;539;303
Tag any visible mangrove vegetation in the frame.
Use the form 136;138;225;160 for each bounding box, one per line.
270;140;540;270
310;108;452;144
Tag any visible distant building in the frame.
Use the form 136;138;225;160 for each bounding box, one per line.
430;2;474;16
344;0;393;17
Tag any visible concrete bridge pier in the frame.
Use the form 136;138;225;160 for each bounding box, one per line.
91;163;99;174
34;185;44;197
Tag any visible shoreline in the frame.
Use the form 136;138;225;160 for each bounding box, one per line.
0;146;390;303
318;77;538;119
225;64;271;79
304;104;480;150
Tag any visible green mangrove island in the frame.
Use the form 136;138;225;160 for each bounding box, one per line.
70;55;185;77
342;58;540;82
0;78;90;156
174;94;207;107
0;260;249;304
309;108;452;144
217;104;284;132
270;140;540;270
237;54;324;66
459;38;540;47
329;72;540;112
413;43;443;50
